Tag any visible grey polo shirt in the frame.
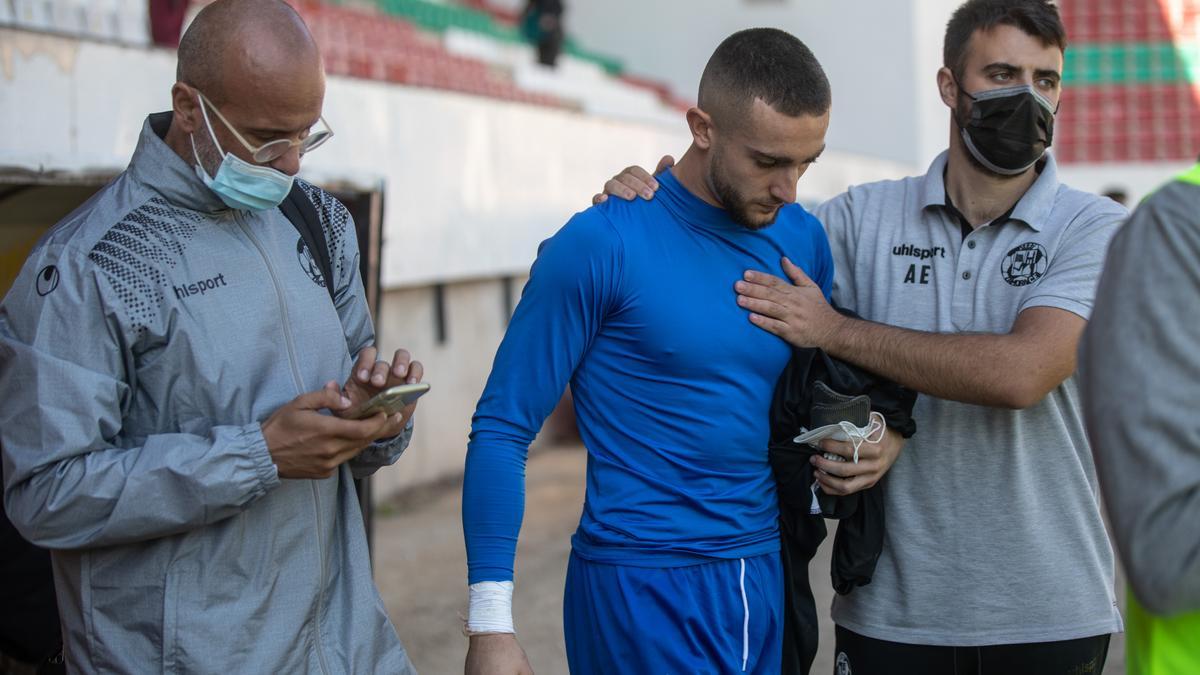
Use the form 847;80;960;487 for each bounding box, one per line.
816;151;1126;645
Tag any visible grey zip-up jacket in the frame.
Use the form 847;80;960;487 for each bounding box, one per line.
0;113;417;674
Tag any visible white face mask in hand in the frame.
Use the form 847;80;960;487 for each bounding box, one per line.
793;411;886;464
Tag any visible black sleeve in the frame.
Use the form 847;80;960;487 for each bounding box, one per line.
0;466;61;663
768;346;826;513
767;307;917;601
770;307;918;444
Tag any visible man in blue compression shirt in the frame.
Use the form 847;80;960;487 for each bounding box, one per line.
462;29;903;674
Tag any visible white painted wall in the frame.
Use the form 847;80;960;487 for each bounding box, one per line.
370;279;502;494
1057;160;1196;206
0;27;912;288
2;0;150;45
6;15;1191;498
0;29;172;172
0;28;691;287
305;82;692;287
0;25;936;496
566;0;934;168
565;0;1191;199
911;0;967;168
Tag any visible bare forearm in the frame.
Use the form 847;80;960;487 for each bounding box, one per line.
823;316;1048;408
733;265;1078;408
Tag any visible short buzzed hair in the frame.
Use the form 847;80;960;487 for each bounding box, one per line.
944;0;1066;79
698;28;831;127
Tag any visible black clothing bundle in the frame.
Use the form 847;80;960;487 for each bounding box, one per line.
769;335;918;674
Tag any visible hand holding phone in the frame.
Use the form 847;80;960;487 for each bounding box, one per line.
344;382;431;420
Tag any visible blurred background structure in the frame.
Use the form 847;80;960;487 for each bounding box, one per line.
0;1;1197;669
2;0;1198;496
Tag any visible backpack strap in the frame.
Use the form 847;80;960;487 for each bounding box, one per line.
279;183;337;305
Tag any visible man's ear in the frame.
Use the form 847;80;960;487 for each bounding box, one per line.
171;82;200;134
687;107;716;151
936;67;959;110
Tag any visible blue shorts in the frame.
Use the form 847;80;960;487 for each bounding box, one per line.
563;550;783;674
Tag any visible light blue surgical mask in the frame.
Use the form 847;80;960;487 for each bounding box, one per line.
190;97;294;211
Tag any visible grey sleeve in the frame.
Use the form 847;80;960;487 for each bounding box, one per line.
1020;204;1125;319
0;247;279;550
1079;181;1200;615
312;190;414;475
815;191;859;310
351;419;415;479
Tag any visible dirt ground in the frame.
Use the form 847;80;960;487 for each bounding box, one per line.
373;444;1125;674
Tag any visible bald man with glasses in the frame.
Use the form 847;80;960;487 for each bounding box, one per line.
0;1;421;672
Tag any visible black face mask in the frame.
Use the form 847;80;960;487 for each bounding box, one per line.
957;84;1056;176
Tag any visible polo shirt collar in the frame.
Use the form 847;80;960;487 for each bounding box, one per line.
919;151;951;210
919;150;1061;232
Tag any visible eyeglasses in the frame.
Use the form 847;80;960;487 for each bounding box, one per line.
197;91;334;163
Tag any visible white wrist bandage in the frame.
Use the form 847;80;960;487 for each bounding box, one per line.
467;581;515;634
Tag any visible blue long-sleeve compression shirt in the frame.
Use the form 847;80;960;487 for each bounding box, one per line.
463;169;834;583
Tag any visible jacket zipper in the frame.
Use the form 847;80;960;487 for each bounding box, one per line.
236;214;332;675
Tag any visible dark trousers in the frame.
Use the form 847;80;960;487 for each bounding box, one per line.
779;509;827;674
833;625;1110;675
1;466;63;674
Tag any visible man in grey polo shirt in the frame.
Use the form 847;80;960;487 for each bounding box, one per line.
598;1;1124;672
738;1;1124;671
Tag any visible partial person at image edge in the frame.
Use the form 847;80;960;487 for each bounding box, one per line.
1081;158;1200;675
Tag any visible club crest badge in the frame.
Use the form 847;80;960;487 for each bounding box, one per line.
1001;242;1048;287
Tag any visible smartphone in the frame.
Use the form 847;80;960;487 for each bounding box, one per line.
345;382;430;420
